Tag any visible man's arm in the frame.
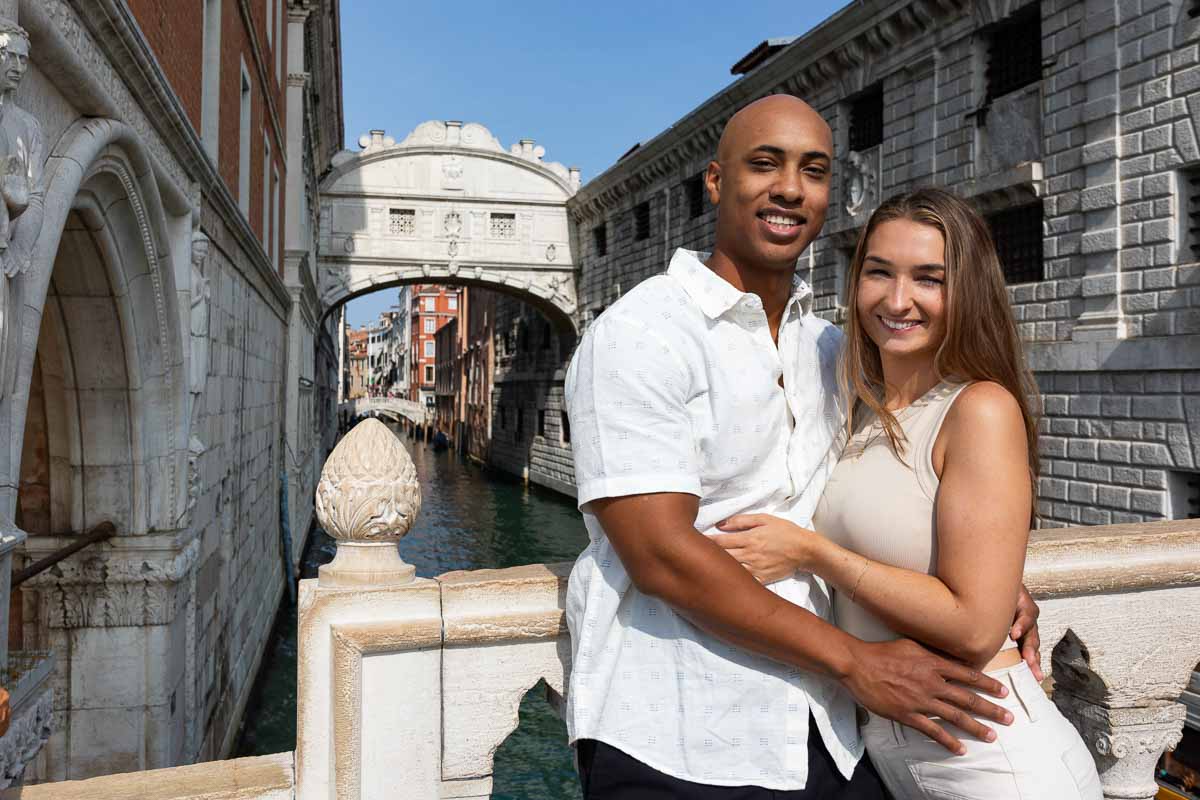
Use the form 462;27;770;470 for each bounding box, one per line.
592;492;1014;756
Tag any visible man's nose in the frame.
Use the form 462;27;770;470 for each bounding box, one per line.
770;169;804;204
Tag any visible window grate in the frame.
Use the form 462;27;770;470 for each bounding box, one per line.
490;213;516;239
389;208;415;236
987;202;1044;284
593;223;608;256
686;174;706;219
634;201;651;241
986;3;1042;101
1186;167;1200;258
848;84;884;152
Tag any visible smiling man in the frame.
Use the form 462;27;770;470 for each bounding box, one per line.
563;95;1031;799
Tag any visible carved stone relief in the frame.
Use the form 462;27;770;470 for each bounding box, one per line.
0;19;43;399
0;685;51;788
844;149;878;216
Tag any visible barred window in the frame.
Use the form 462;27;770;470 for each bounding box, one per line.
593;223;608;256
490;212;516;239
1184;166;1200;259
848;84;884;152
986;4;1042;100
389;208;415;235
1169;471;1200;519
686;173;706;219
634;201;651;241
986;202;1044;284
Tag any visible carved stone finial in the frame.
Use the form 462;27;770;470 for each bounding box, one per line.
314;418;422;587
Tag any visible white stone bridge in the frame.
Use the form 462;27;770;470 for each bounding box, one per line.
339;396;428;426
318;121;581;333
12;419;1200;800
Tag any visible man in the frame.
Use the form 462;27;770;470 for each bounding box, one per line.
564;96;1040;798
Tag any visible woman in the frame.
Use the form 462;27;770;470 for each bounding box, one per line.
714;188;1102;800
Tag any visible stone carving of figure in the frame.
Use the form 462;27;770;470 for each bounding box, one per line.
189;231;211;401
0;19;45;398
844;150;876;216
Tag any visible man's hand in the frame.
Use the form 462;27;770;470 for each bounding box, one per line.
844;638;1013;755
1011;585;1043;681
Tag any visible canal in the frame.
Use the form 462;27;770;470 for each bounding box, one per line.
235;425;588;799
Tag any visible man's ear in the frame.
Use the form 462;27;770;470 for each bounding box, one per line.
705;161;721;206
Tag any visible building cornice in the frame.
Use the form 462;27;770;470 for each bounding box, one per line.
567;0;970;223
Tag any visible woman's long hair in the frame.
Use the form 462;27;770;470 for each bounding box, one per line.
840;188;1040;515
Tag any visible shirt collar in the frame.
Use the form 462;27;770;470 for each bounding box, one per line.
667;248;814;320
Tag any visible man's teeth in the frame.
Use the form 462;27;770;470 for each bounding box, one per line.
881;318;920;331
762;214;799;227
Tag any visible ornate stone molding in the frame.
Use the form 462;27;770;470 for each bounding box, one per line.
0;683;51;789
27;0;292;316
22;536;200;627
1054;697;1184;800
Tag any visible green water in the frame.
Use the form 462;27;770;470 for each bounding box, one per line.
235;430;588;799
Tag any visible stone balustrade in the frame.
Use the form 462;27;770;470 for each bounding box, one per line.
7;418;1200;799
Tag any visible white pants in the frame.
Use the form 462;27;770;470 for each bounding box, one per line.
863;661;1103;800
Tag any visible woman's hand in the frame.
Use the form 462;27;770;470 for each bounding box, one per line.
712;514;825;583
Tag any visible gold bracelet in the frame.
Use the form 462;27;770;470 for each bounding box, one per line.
849;559;870;603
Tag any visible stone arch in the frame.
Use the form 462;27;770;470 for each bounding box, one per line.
6;118;187;535
321;272;578;342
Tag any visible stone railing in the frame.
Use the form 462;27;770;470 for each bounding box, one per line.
7;419;1200;799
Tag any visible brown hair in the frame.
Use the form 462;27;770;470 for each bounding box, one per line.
840;188;1040;511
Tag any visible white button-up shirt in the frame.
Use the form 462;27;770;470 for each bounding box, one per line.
564;248;860;790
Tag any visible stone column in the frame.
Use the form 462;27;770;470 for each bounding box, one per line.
1056;697;1184;800
296;419;443;800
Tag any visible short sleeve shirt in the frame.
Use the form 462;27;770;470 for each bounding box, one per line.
563;249;860;790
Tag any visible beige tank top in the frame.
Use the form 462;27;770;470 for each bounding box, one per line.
814;379;1017;651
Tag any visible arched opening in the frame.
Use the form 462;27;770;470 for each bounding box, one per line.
8;131;191;780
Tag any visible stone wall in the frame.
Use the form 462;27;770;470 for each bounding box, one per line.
490;296;575;496
556;0;1200;528
188;201;289;764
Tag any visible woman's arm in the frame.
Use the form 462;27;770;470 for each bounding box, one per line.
716;382;1032;670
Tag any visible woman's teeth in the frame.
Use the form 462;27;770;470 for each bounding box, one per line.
881;317;920;331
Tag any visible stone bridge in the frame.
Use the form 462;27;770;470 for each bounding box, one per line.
318;121;581;332
339;396;428;426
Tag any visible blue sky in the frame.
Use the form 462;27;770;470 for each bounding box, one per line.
340;0;847;328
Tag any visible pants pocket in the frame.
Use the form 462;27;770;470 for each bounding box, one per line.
1060;742;1103;800
906;758;1022;800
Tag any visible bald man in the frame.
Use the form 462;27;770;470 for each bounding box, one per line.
563;97;1022;799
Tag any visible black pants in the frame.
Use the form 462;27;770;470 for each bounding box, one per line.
576;727;890;800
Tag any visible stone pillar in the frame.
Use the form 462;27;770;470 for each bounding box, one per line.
296;419;443;800
1055;697;1184;800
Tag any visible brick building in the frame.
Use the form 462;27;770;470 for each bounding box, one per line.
1;0;342;782
408;285;461;410
346;326;368;400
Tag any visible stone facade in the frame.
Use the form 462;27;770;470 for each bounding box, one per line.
0;0;342;784
528;0;1200;531
489;297;575;495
